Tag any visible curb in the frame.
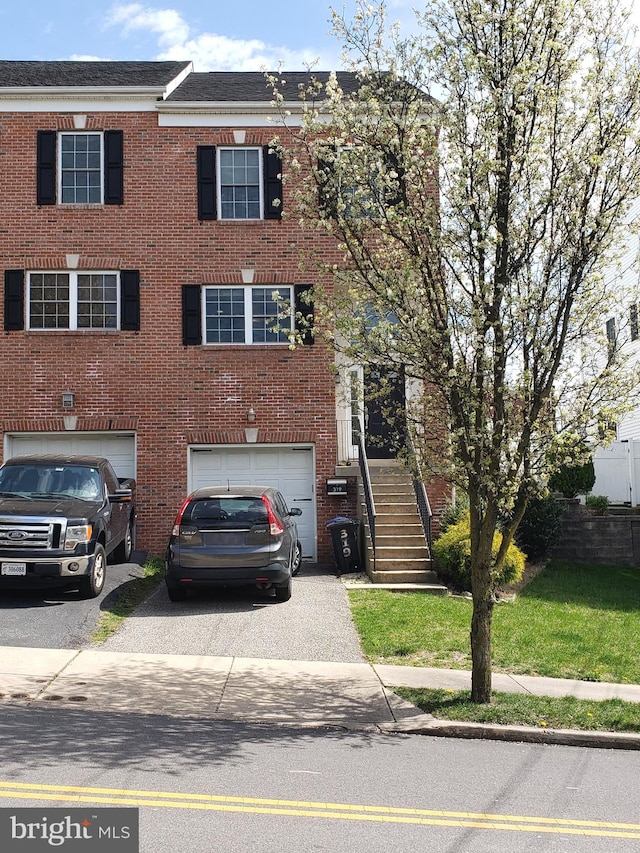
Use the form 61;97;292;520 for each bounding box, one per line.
378;714;640;750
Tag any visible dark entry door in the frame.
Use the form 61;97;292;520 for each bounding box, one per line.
364;367;406;459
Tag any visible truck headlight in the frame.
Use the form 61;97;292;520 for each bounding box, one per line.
64;524;92;550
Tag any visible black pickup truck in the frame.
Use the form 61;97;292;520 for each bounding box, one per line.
0;455;136;598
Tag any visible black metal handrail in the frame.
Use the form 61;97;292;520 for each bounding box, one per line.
356;431;376;569
407;436;433;553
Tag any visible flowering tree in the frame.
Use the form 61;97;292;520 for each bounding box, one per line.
271;0;640;702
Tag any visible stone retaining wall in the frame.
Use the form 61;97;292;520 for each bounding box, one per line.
550;505;640;566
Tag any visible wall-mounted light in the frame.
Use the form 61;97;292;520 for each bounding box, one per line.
247;406;256;423
62;390;75;410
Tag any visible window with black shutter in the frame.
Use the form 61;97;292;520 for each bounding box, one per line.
263;147;283;219
182;285;202;345
6;270;137;332
36;130;124;206
197;146;217;220
120;270;140;331
104;130;124;205
198;146;283;221
294;284;314;345
37;131;56;205
4;270;25;331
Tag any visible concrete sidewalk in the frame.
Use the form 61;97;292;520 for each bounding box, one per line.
1;646;639;749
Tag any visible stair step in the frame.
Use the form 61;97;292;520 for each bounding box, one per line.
374;546;430;560
345;582;449;595
369;485;413;493
369;558;433;572
370;568;441;584
373;504;421;516
375;534;428;547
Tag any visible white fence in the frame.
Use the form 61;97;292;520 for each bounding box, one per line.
593;440;640;505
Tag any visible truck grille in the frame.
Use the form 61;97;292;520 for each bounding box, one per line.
0;519;63;550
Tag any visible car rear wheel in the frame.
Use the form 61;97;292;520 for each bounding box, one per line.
78;545;106;599
291;541;302;576
167;583;188;602
274;577;292;602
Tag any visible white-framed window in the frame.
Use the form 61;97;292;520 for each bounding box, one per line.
318;144;404;220
218;147;263;220
204;285;292;344
28;271;119;330
59;132;104;204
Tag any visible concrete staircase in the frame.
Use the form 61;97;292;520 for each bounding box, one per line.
360;462;448;594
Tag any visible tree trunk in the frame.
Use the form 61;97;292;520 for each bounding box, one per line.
469;513;496;704
470;590;494;703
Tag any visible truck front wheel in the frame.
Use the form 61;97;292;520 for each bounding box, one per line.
79;544;106;598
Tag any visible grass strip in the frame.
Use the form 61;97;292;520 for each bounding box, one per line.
395;687;640;733
92;557;164;643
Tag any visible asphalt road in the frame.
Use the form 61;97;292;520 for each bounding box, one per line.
102;563;366;662
1;703;639;853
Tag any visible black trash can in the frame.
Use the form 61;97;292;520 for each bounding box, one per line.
327;516;362;575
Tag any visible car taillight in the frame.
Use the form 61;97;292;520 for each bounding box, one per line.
263;497;284;535
172;496;192;536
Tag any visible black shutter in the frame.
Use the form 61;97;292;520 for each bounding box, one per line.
384;148;406;207
4;270;25;331
197;146;217;220
104;130;124;205
294;284;314;345
317;146;337;218
120;269;140;331
263;147;283;220
37;131;56;205
182;285;202;345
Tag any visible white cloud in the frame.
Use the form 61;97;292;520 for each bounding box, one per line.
106;4;189;50
105;3;334;70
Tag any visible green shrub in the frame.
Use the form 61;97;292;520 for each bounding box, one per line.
433;514;526;591
547;435;595;498
515;495;564;562
438;492;469;533
549;459;595;498
585;494;609;515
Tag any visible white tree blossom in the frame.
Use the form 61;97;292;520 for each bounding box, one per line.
271;0;640;702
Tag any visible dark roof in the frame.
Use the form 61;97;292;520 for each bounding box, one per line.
165;71;364;102
0;61;191;88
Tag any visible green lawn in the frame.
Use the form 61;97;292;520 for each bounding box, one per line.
348;561;640;683
348;561;640;731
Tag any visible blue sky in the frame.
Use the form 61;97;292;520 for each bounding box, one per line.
0;0;419;70
2;2;638;72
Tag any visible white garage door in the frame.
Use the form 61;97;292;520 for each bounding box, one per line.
189;445;316;560
6;433;136;480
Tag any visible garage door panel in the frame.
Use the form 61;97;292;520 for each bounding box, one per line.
7;433;136;479
190;445;316;560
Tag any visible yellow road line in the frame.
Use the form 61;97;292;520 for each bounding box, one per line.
0;781;638;839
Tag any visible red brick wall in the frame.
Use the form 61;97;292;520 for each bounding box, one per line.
0;111;350;557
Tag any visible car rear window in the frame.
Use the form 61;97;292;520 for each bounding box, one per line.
186;497;268;524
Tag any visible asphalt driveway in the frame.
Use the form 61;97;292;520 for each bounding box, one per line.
101;564;365;663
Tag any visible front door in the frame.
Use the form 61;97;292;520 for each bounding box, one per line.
364;367;406;459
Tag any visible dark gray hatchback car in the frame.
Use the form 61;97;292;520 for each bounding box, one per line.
165;486;302;602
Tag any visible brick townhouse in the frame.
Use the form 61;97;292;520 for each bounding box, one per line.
0;60;447;566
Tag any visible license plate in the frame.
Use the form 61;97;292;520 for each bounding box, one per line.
1;562;27;576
